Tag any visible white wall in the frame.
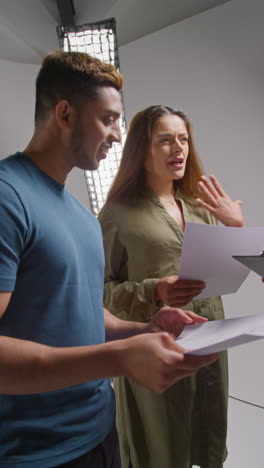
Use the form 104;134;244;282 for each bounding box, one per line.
0;59;37;158
119;0;264;466
0;58;91;208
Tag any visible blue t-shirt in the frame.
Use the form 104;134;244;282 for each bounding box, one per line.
0;153;115;467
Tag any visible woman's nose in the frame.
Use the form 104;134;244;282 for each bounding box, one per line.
172;139;183;152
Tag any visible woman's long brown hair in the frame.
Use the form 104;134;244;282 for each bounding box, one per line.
106;105;204;204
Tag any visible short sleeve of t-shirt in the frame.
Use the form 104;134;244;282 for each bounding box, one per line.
0;179;29;291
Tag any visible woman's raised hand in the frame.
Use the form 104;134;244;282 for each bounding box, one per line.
196;174;244;227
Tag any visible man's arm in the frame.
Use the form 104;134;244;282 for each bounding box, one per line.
0;294;216;395
104;306;207;341
0;292;11;318
104;307;149;340
0;332;216;395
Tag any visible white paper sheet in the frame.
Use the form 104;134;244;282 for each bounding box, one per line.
177;313;264;356
179;223;264;299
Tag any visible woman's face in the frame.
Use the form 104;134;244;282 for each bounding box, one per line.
145;113;189;183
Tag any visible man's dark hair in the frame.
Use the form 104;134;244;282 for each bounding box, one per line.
35;50;123;123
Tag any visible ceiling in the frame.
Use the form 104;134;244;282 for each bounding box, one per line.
0;0;230;64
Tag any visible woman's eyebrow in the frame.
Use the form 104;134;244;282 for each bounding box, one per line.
152;132;172;139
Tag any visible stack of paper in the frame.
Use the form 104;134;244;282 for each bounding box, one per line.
177;313;264;356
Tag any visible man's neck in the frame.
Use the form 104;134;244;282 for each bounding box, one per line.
23;133;71;185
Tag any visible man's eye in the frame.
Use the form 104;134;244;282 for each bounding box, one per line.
105;117;114;125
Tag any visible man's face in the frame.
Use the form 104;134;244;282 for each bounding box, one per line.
70;86;122;171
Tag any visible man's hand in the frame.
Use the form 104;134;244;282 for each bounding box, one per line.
147;305;208;338
120;332;216;393
155;276;205;307
196;174;244;227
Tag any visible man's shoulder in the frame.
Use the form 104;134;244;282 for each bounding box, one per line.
0;153;21;167
0;154;20;192
0;153;24;183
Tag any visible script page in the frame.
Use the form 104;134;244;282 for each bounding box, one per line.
179;223;264;299
177;313;264;355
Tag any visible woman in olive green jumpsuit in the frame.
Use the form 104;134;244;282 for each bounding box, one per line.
99;105;244;468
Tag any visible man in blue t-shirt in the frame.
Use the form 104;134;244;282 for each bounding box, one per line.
0;50;215;467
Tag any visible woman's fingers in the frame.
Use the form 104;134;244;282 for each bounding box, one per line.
209;174;226;196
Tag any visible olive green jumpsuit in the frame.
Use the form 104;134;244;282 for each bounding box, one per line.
99;189;228;468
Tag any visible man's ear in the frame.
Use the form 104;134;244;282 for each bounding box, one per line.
55;100;76;129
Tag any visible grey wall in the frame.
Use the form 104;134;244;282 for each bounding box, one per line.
0;59;37;158
119;0;264;466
